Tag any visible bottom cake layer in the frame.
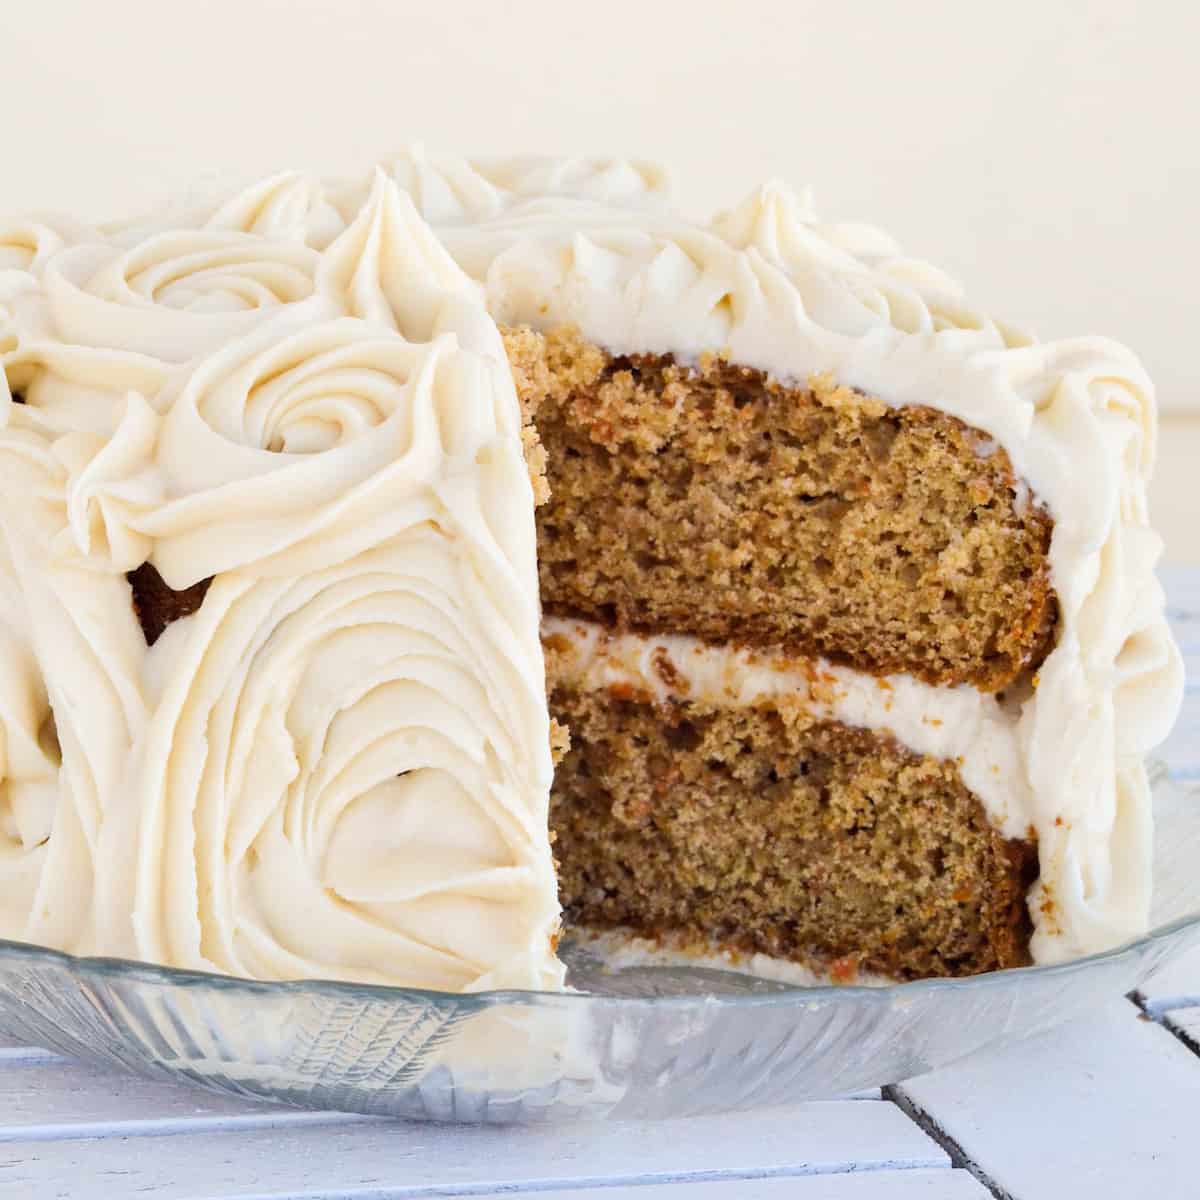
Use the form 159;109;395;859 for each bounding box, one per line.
548;685;1037;981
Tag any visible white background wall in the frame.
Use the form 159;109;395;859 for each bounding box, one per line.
3;0;1196;559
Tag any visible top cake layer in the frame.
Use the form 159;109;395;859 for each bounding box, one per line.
507;327;1055;691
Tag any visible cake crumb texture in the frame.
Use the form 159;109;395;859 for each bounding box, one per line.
507;326;1056;692
128;564;211;646
549;685;1037;979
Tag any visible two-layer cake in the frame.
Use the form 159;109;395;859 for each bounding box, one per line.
0;151;1182;987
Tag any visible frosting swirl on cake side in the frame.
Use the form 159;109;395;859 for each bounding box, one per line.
0;173;561;989
105;170;347;250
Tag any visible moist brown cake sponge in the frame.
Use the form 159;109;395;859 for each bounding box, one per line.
506;326;1056;693
548;684;1037;980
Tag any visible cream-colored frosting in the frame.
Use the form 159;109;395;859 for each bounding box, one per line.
0;151;1183;982
326;145;672;228
0;173;562;991
569;927;892;989
376;153;1183;964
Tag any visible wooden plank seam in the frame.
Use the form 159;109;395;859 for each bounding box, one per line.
1137;993;1200;1020
1128;991;1200;1069
882;1085;1013;1200
1163;1016;1200;1058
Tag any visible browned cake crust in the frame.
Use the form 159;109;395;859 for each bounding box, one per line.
549;684;1036;980
127;564;211;646
505;326;1055;692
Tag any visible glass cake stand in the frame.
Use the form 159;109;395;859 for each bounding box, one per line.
0;765;1196;1124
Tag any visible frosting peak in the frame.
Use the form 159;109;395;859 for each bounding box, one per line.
331;145;673;227
319;170;501;359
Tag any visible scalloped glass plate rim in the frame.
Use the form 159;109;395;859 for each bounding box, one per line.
0;906;1197;1015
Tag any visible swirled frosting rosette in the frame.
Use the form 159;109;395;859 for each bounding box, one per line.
8;173;490;439
5;225;331;440
88;309;558;989
0;169;562;991
106;170;347;250
43;232;326;361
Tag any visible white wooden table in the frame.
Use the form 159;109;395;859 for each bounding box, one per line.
2;570;1197;1200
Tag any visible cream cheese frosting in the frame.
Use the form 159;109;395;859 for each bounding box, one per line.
0;150;1183;983
0;172;562;990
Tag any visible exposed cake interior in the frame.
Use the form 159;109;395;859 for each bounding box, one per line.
508;325;1053;978
547;679;1036;980
506;327;1055;693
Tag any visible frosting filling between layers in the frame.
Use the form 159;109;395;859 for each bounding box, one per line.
543;616;1032;841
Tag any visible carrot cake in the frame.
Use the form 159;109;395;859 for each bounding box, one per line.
0;151;1183;988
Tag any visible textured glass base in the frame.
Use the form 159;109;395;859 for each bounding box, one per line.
0;768;1195;1124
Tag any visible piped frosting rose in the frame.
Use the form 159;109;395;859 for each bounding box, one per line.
90;312;557;989
43;233;327;361
7;225;330;438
